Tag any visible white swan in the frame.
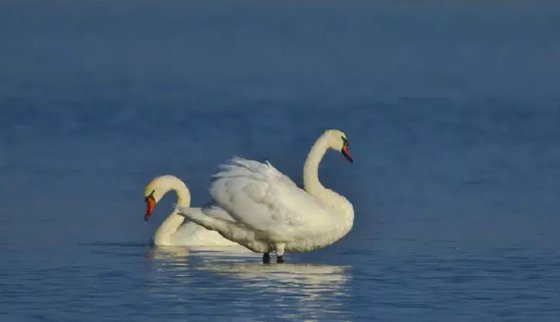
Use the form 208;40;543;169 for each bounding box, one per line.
178;129;354;263
144;175;237;246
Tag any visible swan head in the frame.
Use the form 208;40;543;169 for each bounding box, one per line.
143;175;190;222
324;129;353;163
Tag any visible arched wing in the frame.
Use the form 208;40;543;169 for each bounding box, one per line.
209;157;334;235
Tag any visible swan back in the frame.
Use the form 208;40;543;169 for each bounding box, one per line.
208;157;352;250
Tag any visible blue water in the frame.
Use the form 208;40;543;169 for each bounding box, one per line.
2;1;560;321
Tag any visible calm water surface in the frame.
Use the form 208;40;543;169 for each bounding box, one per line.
2;1;560;321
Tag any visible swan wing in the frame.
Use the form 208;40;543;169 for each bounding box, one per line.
209;157;335;235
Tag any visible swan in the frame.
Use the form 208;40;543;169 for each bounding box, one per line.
178;129;354;263
143;175;237;246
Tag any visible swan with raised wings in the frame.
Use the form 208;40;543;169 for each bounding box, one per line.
144;175;237;246
178;129;354;263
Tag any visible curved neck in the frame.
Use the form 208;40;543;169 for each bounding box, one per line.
303;135;329;196
303;134;354;224
174;186;191;208
153;178;191;245
154;177;191;208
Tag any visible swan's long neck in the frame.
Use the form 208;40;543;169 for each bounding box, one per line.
303;135;329;196
153;178;191;246
303;134;354;225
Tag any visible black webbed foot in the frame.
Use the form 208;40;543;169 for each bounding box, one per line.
276;256;285;264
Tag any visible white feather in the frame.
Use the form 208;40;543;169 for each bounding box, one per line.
179;129;355;255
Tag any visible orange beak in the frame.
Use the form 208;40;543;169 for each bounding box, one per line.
145;197;155;222
341;145;353;163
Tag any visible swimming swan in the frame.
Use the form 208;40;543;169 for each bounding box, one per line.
144;175;237;246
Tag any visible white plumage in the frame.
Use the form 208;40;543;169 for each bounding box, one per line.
143;175;238;247
179;129;355;262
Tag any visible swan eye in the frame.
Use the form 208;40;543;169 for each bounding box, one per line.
341;136;349;147
144;190;155;202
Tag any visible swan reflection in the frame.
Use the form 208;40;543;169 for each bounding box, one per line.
146;247;352;320
201;260;349;291
147;245;240;257
145;245;253;273
146;246;189;262
199;256;352;320
145;245;251;269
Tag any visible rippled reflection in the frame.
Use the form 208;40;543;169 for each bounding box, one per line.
202;259;351;320
146;246;190;261
144;246;255;295
145;247;352;320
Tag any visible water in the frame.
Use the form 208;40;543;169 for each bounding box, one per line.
2;0;560;321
